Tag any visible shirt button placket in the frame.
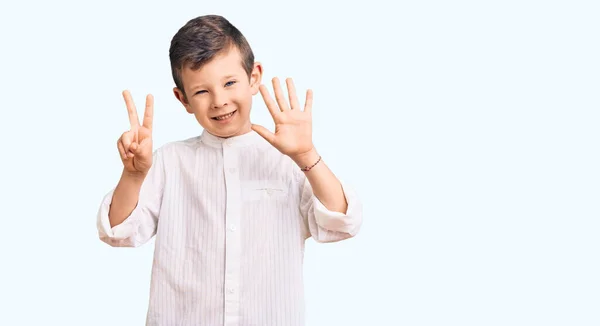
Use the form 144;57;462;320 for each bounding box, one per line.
222;140;241;326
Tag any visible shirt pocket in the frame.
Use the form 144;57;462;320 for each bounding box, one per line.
241;180;289;202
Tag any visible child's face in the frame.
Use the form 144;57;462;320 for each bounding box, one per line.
174;47;262;138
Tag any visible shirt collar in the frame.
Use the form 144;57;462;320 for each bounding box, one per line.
199;129;264;148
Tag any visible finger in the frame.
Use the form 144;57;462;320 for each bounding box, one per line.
127;142;138;157
143;94;154;130
259;84;280;120
286;78;299;110
136;138;152;160
127;142;137;158
123;90;140;128
272;77;290;111
121;130;135;153
304;89;313;113
251;124;276;145
125;141;136;158
117;140;127;160
135;137;152;154
130;142;139;154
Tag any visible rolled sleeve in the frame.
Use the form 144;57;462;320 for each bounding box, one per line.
96;149;165;247
301;179;363;243
97;189;147;247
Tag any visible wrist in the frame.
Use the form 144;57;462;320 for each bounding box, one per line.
122;169;147;184
291;148;320;170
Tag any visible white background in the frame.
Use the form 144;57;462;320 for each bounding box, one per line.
0;0;599;325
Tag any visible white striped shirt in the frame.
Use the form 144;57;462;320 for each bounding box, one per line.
96;130;363;326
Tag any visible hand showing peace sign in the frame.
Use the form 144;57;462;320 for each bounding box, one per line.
117;90;154;176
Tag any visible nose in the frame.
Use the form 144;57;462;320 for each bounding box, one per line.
211;90;228;109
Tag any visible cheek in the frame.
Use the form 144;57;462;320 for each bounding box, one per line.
189;99;209;114
232;90;253;112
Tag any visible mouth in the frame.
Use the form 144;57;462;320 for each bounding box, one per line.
212;110;237;121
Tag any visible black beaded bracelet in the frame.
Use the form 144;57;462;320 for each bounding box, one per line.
300;155;322;172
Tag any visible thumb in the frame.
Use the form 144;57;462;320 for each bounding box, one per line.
129;141;139;153
137;138;151;153
251;124;275;144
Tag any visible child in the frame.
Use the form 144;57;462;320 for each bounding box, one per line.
97;14;362;326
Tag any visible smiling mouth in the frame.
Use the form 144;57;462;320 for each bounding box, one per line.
212;110;237;120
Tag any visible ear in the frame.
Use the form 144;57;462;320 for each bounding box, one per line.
250;62;263;95
173;87;193;114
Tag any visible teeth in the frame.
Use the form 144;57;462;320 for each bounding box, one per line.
215;111;235;120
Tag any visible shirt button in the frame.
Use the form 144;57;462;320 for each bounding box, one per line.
228;288;235;294
266;189;273;195
229;224;236;232
229;168;236;174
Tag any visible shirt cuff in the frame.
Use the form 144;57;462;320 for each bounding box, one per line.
312;181;363;235
97;189;139;241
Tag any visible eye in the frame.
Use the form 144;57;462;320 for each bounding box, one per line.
195;90;207;95
225;80;237;87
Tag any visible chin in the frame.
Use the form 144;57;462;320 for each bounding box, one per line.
207;123;250;138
